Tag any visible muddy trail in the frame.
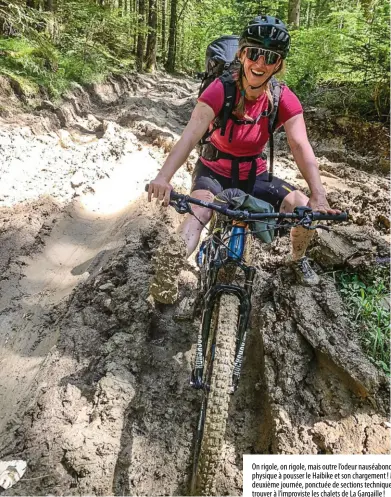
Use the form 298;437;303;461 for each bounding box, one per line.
0;73;389;496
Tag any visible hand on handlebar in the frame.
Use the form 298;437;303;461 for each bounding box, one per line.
308;193;341;215
147;175;173;207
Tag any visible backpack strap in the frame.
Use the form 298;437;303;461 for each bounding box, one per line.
200;71;236;145
228;78;283;183
230;110;269;126
218;71;236;137
230;157;257;194
200;143;263;194
266;78;283;182
268;77;283;134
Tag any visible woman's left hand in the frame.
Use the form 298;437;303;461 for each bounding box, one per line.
308;194;341;214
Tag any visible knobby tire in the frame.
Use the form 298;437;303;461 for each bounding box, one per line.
192;293;239;496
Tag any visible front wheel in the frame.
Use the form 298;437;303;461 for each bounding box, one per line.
191;293;239;496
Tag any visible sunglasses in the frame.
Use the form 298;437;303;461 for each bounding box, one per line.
244;47;281;65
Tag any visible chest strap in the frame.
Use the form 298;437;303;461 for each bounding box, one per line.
200;142;266;194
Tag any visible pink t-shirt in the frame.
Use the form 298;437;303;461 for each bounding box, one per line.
198;79;303;179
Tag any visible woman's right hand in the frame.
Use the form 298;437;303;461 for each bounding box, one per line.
147;175;173;207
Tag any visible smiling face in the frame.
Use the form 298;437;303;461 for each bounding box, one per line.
239;45;282;92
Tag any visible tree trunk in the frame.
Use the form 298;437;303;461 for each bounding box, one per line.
136;0;146;71
177;20;184;70
305;0;311;28
288;0;300;28
314;0;328;25
132;0;138;55
44;0;55;11
161;0;166;61
145;0;157;72
165;0;177;72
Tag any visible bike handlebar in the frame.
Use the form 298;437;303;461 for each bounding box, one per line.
145;184;348;222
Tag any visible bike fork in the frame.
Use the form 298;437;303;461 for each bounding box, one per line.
190;272;256;391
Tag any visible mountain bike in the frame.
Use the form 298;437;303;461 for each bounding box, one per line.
146;185;347;496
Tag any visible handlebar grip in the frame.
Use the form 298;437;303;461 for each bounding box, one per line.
312;212;348;221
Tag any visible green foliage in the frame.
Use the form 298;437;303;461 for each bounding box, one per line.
54;1;137;86
336;268;390;375
284;27;340;95
286;1;390;121
0;37;57;96
0;0;388;122
188;0;389;122
57;1;138;59
0;0;136;100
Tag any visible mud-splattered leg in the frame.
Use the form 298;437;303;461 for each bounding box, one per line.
150;190;214;303
280;190;315;260
177;189;214;256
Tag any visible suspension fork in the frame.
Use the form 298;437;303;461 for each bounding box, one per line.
233;264;256;390
191;222;256;391
190;270;255;390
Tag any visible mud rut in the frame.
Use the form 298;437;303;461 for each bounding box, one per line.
0;73;389;496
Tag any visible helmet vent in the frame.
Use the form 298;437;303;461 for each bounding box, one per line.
241;15;290;59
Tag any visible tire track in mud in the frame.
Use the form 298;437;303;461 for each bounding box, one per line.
0;201;119;437
2;201;201;496
0;73;389;496
0;149;169;457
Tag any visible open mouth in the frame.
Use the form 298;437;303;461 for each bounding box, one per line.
251;70;265;77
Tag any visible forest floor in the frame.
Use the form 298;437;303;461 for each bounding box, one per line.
0;72;389;496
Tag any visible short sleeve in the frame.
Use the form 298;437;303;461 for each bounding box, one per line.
197;79;225;117
276;86;303;127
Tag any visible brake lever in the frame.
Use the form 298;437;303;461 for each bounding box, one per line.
292;206;312;229
294;206;333;231
313;224;330;231
294;206;313;217
169;198;192;215
299;214;313;229
301;220;330;231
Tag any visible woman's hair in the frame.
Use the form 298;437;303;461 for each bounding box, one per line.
233;38;285;119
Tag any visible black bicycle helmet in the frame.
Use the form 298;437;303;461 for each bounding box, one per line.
240;15;290;59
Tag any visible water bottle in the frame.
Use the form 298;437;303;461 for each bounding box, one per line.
228;226;245;260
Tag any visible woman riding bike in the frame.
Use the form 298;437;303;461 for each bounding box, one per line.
147;14;340;304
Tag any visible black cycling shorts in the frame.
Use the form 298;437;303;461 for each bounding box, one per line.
191;160;296;211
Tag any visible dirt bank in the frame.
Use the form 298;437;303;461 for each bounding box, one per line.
0;72;389;496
